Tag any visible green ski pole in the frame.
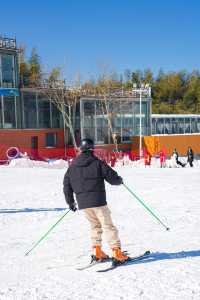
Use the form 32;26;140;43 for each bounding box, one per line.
25;209;71;256
123;183;170;231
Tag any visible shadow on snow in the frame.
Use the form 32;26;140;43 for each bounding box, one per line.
124;250;200;267
0;208;66;214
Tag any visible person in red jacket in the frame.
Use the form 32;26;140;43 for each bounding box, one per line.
110;152;117;167
144;150;151;167
160;149;166;168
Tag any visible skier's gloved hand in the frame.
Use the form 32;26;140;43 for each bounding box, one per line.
69;202;77;212
119;176;123;185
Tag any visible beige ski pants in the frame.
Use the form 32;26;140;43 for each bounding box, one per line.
83;205;121;249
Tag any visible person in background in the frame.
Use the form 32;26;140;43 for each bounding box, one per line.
187;147;194;167
160;149;166;168
110;152;117;167
144;150;151;167
173;148;185;167
63;138;129;263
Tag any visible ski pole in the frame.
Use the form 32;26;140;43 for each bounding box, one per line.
25;209;71;256
123;183;170;231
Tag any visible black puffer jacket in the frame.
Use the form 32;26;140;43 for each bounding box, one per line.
187;149;194;162
63;152;122;209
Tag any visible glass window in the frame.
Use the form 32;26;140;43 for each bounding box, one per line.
96;100;108;143
109;98;121;114
96;100;106;116
191;117;197;133
83;101;95;128
84;101;95;116
23;93;37;128
1;54;14;87
0;97;2;128
164;118;171;134
97;127;109;143
96;116;107;127
52;103;62;128
157;118;165;134
75;116;80;130
151;119;156;134
134;101;147;114
113;115;121;127
120;101;132;114
38;96;50;128
45;133;57;147
84;117;94;127
80;97;151;143
121;101;133;140
134;102;140;114
3;96;16;128
122;127;133;142
177;118;184;133
83;127;95;140
197;118;200;133
184;118;191;133
121;114;133;141
142;102;147;115
171;118;177;134
122;115;133;128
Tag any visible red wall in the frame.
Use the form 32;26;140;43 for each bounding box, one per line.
0;129;66;160
0;129;133;162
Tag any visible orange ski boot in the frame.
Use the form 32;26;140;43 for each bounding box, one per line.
112;247;129;264
92;245;109;262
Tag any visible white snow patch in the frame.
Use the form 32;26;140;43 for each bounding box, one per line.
7;157;69;169
0;163;200;299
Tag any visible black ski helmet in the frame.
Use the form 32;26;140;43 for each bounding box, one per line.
80;138;94;152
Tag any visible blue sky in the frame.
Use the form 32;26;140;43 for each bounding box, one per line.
1;0;200;83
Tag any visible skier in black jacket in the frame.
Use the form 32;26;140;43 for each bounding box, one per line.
63;138;129;263
187;147;194;167
173;148;185;167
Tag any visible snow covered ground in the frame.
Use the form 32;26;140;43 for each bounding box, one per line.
0;159;200;300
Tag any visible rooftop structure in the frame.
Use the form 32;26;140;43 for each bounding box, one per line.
0;36;17;51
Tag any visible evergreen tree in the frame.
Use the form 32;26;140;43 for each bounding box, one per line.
143;68;153;85
29;48;42;86
183;71;200;113
18;46;30;87
131;70;142;85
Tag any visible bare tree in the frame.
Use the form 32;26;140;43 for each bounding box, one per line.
42;68;135;154
95;76;124;152
81;72;134;152
40;73;80;151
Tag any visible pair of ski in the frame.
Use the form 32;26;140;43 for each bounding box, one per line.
77;250;150;272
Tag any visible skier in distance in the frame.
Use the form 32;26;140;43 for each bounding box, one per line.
187;147;194;167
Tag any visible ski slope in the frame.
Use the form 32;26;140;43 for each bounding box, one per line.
0;160;200;300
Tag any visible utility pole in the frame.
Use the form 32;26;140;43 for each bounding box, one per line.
132;83;151;158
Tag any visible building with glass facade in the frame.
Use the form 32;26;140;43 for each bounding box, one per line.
151;114;200;135
20;89;63;130
80;94;152;144
0;36;66;160
0;37;19;129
